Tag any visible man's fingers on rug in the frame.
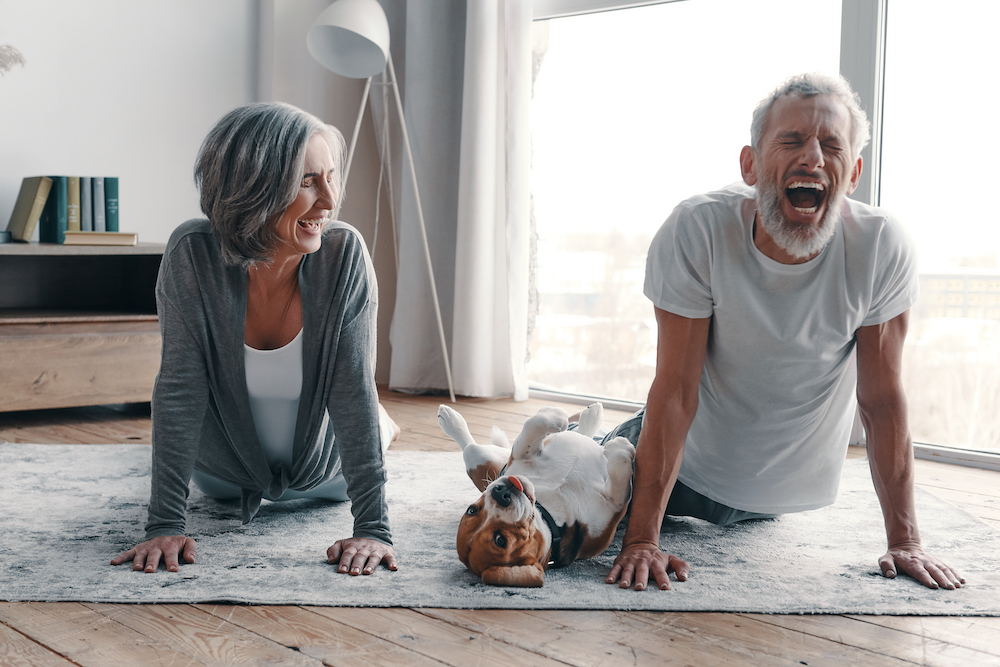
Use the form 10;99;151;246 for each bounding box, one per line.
652;567;673;591
906;558;963;590
616;564;636;589
878;553;898;579
926;563;960;590
631;562;652;591
668;555;690;582
880;550;964;590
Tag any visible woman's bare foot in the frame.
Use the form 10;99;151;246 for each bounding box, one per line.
378;403;401;442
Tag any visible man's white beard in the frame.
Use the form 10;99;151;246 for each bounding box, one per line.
756;179;843;260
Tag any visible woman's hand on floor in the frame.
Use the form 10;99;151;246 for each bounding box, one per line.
111;535;197;573
327;537;397;575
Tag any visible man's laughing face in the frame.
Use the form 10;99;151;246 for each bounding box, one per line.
742;94;862;262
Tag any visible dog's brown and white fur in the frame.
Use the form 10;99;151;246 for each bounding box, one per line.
438;403;635;587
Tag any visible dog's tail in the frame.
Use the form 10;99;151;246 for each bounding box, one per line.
491;425;510;449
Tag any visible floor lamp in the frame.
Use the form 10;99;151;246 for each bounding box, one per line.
307;0;456;403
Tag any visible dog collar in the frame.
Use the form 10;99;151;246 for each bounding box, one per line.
536;502;567;568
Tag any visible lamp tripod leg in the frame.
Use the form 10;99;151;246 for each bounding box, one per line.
343;76;372;186
387;54;456;403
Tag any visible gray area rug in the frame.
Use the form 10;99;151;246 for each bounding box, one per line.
2;444;998;614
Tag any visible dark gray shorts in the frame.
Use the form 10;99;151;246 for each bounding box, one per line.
576;407;777;526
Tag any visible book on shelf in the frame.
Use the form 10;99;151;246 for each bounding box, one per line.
80;177;93;231
39;176;68;244
62;231;138;246
67;176;81;232
4;176;53;242
93;177;105;232
104;177;119;232
7;174;125;243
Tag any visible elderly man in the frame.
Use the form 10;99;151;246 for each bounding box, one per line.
606;73;964;592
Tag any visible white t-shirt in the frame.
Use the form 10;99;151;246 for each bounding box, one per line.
244;329;303;470
644;182;918;513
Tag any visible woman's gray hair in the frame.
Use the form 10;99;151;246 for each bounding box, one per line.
750;72;871;157
195;102;347;267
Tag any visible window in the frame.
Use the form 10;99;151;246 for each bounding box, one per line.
528;0;842;402
881;0;1000;451
529;0;1000;454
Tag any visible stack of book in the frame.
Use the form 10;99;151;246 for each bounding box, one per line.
4;176;138;246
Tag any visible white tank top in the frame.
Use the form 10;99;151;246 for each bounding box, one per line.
244;329;303;469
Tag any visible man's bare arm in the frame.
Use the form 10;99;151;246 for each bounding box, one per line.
607;307;710;591
856;310;964;589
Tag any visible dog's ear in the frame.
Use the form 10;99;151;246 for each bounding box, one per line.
481;564;545;588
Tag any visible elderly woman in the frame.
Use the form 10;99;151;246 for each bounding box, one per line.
112;102;398;577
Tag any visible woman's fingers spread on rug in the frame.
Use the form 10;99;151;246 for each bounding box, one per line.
880;547;966;590
327;537;397;575
144;548;163;573
111;535;196;573
110;547;136;567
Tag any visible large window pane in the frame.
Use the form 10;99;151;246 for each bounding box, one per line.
529;0;842;402
882;0;1000;451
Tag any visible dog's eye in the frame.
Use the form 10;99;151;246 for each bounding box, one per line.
466;505;478;516
493;532;507;549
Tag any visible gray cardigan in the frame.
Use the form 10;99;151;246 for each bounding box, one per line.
145;219;391;545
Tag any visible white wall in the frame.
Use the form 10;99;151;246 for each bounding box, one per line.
0;0;257;244
0;0;399;381
262;0;401;384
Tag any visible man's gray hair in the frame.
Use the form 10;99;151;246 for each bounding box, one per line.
195;102;347;267
750;72;871;157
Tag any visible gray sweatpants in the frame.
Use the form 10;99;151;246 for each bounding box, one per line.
588;407;778;526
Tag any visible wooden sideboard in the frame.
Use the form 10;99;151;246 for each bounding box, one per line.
0;242;165;412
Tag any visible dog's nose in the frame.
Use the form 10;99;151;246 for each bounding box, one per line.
491;481;515;507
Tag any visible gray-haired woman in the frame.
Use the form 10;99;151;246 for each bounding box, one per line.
112;102;398;577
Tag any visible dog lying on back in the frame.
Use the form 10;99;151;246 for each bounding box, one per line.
438;403;635;587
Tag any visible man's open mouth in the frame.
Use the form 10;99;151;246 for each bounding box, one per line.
785;181;826;214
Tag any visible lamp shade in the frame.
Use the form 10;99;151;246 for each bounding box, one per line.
307;0;390;79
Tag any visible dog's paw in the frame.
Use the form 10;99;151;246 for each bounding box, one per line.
576;402;604;437
531;407;569;433
604;436;636;464
438;404;473;446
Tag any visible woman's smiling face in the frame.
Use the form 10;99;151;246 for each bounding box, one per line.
271;133;338;260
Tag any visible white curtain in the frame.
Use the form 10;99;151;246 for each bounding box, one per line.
387;0;531;400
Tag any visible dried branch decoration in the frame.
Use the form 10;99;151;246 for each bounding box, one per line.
0;45;26;75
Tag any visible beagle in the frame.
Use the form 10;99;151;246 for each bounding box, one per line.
438;403;635;587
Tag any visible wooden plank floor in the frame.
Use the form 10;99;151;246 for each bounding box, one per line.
1;389;998;666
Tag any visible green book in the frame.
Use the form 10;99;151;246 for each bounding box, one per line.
39;175;68;244
104;177;119;232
